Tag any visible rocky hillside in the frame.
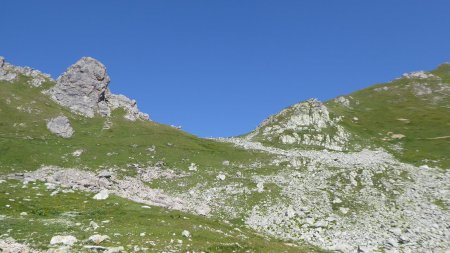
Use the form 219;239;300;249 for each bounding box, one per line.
245;66;450;168
0;56;449;253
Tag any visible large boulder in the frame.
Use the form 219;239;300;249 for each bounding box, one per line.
48;57;149;121
50;235;78;246
49;57;111;117
47;115;74;138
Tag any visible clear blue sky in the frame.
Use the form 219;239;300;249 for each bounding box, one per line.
2;1;450;137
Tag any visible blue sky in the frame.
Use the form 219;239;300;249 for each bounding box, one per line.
2;1;450;137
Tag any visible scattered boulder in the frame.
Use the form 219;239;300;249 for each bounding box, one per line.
88;234;110;244
84;245;107;251
97;170;113;179
72;149;84;157
256;182;264;193
188;163;198;171
334;96;351;107
105;246;125;253
339;207;349;214
46;116;74;138
50;235;77;246
89;221;99;230
93;189;109;200
391;133;405;140
216;173;226;181
0;237;32;252
181;230;191;238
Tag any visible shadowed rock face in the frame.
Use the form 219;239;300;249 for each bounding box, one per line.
49;57;111;118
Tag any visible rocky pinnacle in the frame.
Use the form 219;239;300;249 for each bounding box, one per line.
49;57;111;118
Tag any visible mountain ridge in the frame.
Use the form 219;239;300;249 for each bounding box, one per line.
0;56;449;253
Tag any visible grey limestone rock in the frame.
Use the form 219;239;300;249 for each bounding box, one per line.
47;115;74;138
49;57;111;118
48;57;149;121
0;237;34;253
0;56;51;86
107;93;149;121
247;98;350;151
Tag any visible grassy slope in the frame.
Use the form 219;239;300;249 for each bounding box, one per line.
240;64;449;169
0;76;324;252
0;179;322;252
0;76;269;175
326;64;450;169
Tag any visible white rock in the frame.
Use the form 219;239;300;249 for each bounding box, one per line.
50;235;78;246
90;221;99;230
105;246;125;253
332;197;342;204
93;189;109;200
216;174;226;181
88;234;110;244
188;163;198;171
181;230;191;238
256;182;264;193
72;149;84;157
339;207;349;214
46;116;74;138
389;227;402;236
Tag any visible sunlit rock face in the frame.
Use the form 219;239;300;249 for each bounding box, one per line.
247;98;350;151
49;57;111;118
48;57;149;121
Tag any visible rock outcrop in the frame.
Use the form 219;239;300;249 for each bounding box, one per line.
49;57;111;118
246;98;350;151
48;57;149;121
0;237;34;252
107;93;149;121
46;115;74;138
0;56;51;86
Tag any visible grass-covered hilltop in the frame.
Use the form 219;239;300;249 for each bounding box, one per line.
0;56;449;253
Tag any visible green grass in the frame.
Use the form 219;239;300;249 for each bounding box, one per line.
0;77;271;175
0;179;324;252
326;66;450;168
0;75;327;252
1;64;449;252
